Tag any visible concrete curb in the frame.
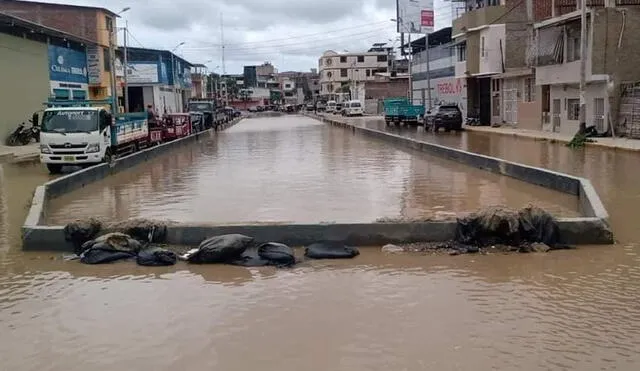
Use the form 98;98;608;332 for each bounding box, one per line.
21;114;614;251
464;126;640;153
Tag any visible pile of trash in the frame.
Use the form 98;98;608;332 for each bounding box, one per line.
63;219;360;267
383;206;568;255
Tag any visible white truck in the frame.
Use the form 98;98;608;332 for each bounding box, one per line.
39;101;149;174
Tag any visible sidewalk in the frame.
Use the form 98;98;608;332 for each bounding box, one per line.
0;142;40;163
464;126;640;152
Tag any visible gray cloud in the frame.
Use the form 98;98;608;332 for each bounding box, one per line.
28;0;452;73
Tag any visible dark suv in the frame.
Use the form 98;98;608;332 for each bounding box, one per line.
424;104;463;132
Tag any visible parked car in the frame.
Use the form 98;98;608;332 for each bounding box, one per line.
306;103;315;111
326;100;337;113
316;102;326;112
424;104;464;132
335;103;343;113
341;100;364;116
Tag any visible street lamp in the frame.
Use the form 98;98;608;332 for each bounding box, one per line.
170;42;185;112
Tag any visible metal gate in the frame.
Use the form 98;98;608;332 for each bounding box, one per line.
593;98;605;132
552;99;561;132
503;79;519;124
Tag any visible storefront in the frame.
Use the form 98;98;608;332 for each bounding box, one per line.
47;44;89;100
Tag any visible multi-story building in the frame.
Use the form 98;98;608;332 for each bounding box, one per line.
452;0;535;126
278;70;320;103
409;27;467;116
0;11;95;139
243;62;279;89
117;47;192;114
318;47;390;98
533;1;640;136
190;64;209;99
0;0;120;102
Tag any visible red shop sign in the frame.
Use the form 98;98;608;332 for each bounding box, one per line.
421;10;434;27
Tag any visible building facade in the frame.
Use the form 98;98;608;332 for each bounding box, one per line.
452;0;535;126
318;48;390;97
0;0;120;102
118;47;192;114
0;12;95;140
533;1;640;136
410;27;468;116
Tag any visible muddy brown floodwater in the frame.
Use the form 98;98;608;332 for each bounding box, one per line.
0;115;639;371
45;116;578;224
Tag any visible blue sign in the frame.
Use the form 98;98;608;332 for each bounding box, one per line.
48;45;88;84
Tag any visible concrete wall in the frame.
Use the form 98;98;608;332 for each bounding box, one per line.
518;100;543;130
478;25;506;75
365;79;409;100
413;76;467;116
548;82;608;135
0;33;49;141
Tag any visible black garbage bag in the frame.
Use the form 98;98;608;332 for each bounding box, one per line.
80;243;135;264
258;242;296;267
79;232;143;255
229;248;271;267
108;219;168;243
64;218;102;254
305;241;360;259
136;247;177;266
183;234;254;264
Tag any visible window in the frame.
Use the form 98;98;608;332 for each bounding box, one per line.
492;79;500;92
340;56;347;63
481;37;485;57
567;99;580;120
366;69;371;77
457;43;466;62
53;88;70;100
105;16;113;32
72;90;86;100
340;69;348;77
103;47;111;71
524;78;535;102
567;35;581;62
357;55;365;63
377;55;388;62
327;71;332;78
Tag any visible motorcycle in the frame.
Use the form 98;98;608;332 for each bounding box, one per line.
6;116;40;146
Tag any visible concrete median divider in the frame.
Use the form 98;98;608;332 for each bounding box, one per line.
21;114;614;251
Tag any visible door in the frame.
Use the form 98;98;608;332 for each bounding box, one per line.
503;79;519;124
491;79;501;123
552;99;561;132
594;98;605;132
478;78;491;125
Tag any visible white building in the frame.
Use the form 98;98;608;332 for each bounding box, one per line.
318;49;390;97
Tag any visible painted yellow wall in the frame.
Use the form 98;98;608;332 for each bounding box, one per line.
0;33;49;141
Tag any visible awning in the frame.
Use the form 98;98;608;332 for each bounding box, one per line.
496;68;534;79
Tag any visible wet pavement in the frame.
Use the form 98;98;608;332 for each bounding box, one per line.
1;115;640;370
45;116;578;224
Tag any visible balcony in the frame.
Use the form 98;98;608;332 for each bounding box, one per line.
452;5;506;37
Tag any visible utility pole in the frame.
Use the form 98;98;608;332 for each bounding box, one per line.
220;13;226;75
425;33;432;110
579;0;587;129
109;27;118;114
407;33;412;102
123;20;129;113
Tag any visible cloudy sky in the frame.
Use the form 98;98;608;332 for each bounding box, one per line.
33;0;457;74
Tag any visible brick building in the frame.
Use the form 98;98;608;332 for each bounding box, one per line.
0;0;120;102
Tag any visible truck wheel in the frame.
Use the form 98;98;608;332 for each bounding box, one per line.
46;164;62;174
103;148;113;164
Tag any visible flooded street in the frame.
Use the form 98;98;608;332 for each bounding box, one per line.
46;116;578;224
1;116;640;370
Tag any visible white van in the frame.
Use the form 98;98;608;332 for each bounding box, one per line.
342;100;363;116
326;100;337;113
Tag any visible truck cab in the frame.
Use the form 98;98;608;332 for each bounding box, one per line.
39;106;113;174
188;100;225;129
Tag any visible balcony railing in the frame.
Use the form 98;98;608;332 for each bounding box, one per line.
452;5;506;36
